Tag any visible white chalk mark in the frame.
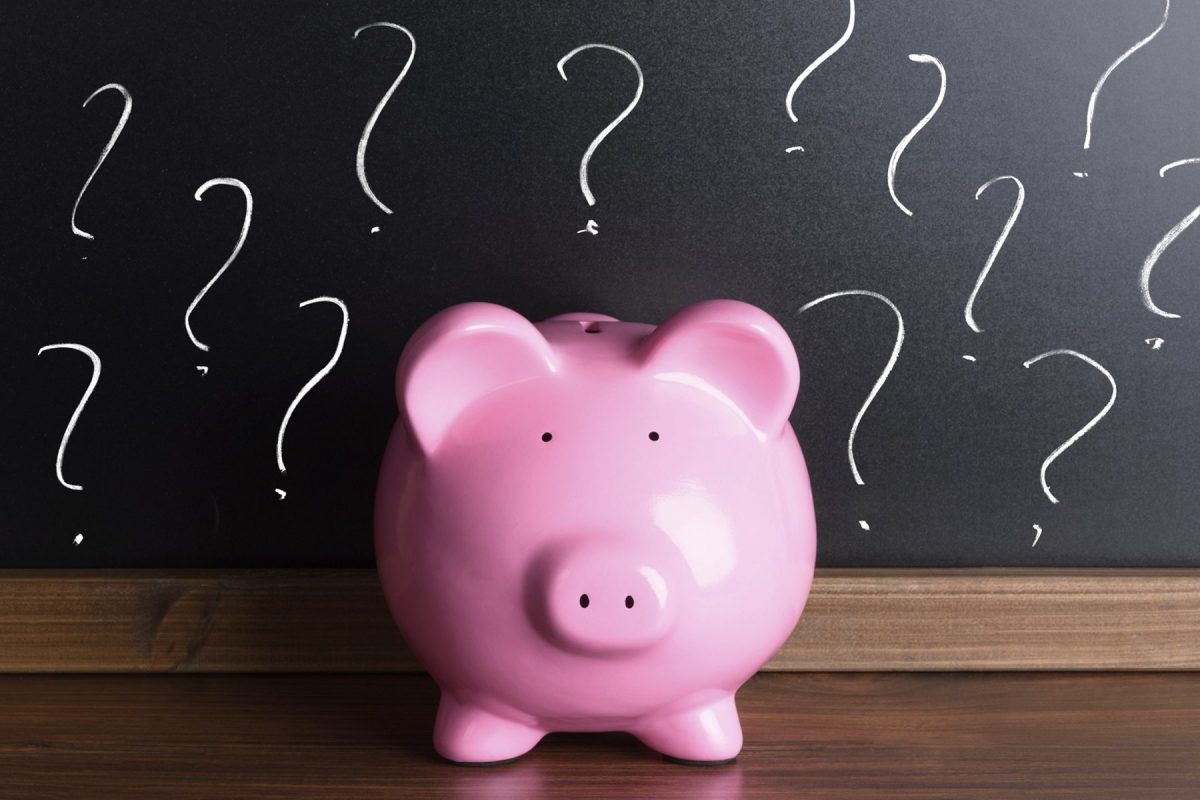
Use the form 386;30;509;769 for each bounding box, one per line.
81;256;88;261
371;226;380;233
36;343;102;492
556;44;644;208
1140;209;1200;320
1145;337;1164;349
196;365;208;375
353;22;416;216
74;534;84;546
1142;158;1200;318
71;83;132;241
1083;0;1169;150
277;297;349;474
577;220;599;235
275;488;287;500
785;0;855;123
798;290;904;485
966;176;1025;333
785;146;806;154
887;55;946;217
858;520;870;531
1160;158;1200;177
1072;171;1089;178
188;178;252;352
962;355;977;362
1022;349;1116;505
1032;524;1042;547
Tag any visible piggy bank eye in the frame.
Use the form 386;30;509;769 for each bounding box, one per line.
541;432;553;442
648;431;660;442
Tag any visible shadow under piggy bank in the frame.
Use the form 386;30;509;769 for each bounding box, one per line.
445;734;745;800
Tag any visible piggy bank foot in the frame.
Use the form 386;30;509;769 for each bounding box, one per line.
434;694;545;764
632;693;742;764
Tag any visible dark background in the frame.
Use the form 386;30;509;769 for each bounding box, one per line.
3;1;1199;567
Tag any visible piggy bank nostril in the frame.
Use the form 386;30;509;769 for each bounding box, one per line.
579;594;590;609
625;595;635;609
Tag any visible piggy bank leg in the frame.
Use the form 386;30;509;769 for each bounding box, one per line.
433;693;546;764
632;693;742;764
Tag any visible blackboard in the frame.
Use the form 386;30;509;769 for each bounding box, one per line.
6;1;1200;568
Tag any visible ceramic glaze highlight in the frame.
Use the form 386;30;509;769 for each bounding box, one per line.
375;300;817;764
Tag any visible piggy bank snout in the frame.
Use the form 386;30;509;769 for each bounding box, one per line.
535;542;681;656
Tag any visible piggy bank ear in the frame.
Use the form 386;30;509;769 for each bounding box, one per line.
397;302;558;454
636;300;800;440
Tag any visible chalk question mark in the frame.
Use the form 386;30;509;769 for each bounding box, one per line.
887;55;945;217
1081;0;1169;157
36;343;102;492
275;296;349;498
1140;160;1200;319
798;290;905;487
353;22;415;219
557;43;644;235
965;176;1025;334
1022;349;1116;505
1160;159;1200;176
784;0;854;150
186;178;252;369
71;83;132;241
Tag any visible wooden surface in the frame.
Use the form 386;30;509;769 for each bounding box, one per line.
1;671;1198;798
3;568;1200;671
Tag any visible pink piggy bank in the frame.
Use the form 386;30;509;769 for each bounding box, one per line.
375;299;816;764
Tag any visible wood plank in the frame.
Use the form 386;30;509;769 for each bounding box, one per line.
789;568;1200;670
1;568;1198;672
1;671;1198;799
0;569;413;672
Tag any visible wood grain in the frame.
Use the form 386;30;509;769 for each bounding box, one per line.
1;671;1198;799
1;568;1199;672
